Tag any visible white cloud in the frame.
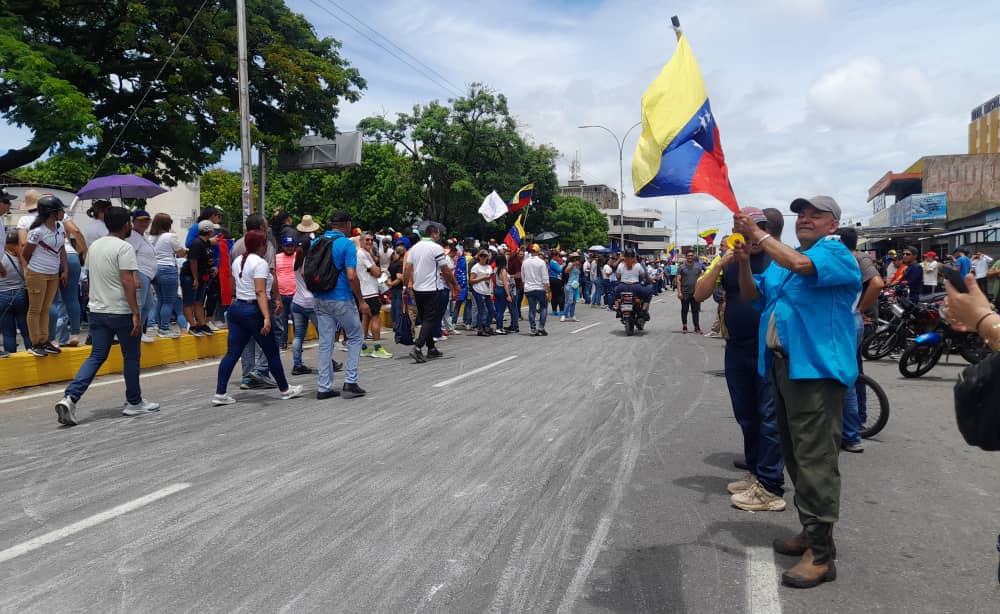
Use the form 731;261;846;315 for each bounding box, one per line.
807;57;934;129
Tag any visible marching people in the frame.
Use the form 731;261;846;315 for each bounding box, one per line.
55;206;159;424
405;222;459;362
212;229;302;406
733;195;861;589
694;207;786;513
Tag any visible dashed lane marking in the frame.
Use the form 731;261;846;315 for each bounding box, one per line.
432;356;518;388
569;323;600;334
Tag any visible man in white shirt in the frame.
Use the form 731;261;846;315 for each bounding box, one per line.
521;244;551;336
404;222;459;362
921;251;940;297
125;210;158;343
972;251;994;294
56;206;159;425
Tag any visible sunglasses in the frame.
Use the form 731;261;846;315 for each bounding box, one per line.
903;252;913;256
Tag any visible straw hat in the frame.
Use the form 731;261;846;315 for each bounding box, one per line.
296;214;320;233
20;189;42;212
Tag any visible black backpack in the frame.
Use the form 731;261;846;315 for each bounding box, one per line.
302;236;341;293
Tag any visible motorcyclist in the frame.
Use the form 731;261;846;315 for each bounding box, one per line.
613;249;653;320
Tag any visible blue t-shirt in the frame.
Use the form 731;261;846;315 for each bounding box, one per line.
903;263;923;299
956;255;971;277
549;259;564;280
753;237;862;386
311;230;357;302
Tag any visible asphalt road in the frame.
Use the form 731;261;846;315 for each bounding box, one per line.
1;296;998;613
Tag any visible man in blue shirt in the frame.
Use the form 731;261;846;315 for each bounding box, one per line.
313;210;368;399
734;195;861;589
953;246;971;278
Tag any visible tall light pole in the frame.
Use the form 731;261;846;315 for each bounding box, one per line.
578;121;642;251
236;0;253;230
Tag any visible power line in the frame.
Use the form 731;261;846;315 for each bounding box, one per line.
321;0;465;95
308;0;465;99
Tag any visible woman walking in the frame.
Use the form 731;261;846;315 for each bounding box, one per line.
22;196;68;356
562;254;581;322
212;230;302;405
149;213;186;338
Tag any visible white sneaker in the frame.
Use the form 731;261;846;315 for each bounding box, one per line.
161;329;181;339
55;396;78;426
731;481;786;512
560;316;566;322
726;472;756;494
122;399;161;416
207;321;221;331
212;394;237;406
280;385;304;400
141;334;155;343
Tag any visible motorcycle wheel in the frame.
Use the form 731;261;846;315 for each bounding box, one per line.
959;335;992;364
862;328;899;360
898;343;943;378
625;318;634;336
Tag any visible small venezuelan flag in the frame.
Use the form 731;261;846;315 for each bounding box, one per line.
631;34;738;213
699;228;719;246
508;183;534;213
504;215;526;251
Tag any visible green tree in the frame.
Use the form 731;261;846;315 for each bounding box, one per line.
542;195;609;250
358;84;558;238
200;168;243;234
0;1;364;183
9;153;97;189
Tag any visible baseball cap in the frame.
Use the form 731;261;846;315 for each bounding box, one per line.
281;236;295;246
888;249;897;255
530;243;541;252
197;219;215;233
924;251;937;258
790;195;842;220
741;206;767;224
131;209;151;220
0;187;12;203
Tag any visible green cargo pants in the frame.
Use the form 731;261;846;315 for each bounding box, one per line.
771;351;846;533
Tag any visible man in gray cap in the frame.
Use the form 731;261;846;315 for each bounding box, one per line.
733;195;861;589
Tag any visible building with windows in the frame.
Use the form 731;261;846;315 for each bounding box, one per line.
559;178;671;256
969;94;1000;154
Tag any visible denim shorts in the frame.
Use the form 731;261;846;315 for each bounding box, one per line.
180;273;207;306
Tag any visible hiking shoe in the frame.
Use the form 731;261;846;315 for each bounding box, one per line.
43;342;62;355
731;482;786;512
280;385;304;400
726;472;756;494
55;396;77;426
427;348;443;359
122;399;161;416
371;347;393;359
409;348;426;363
212;394;237;406
30;345;48;357
248;372;278;389
841;442;864;453
291;365;312;375
341;383;366;398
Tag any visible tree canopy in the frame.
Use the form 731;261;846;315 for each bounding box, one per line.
358;84;558;239
0;0;364;183
543;195;610;250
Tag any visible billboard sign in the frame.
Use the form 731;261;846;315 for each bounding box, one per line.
908;193;947;221
278;132;362;171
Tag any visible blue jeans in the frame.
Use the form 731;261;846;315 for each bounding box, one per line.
240;302;274;380
136;271;155;332
434;289;450;337
155;265;179;332
526;290;547;331
564;285;577;318
842;312;865;445
216;301;289;394
472;290;495;329
591;278;603;305
508;286;522;329
493;286;509;329
726;343;784;495
462;297;476;327
276;295;293;347
48;252;82;343
0;289;30;352
390;290;403;331
581;276;592;304
291;302;317;368
65;312;142;405
316;298;362;390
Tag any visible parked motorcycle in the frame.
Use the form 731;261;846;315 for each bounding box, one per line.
863;293;944;360
616;290;646;336
898;308;992;378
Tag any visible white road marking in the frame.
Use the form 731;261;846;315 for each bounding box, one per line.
0;344;320;405
746;546;783;614
432;356;518;388
0;483;192;563
569;323;600;335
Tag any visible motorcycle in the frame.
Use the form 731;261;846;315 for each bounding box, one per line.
898;307;992;378
862;293;945;360
616;290;646;336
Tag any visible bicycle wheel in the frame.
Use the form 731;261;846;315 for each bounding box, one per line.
858;373;889;439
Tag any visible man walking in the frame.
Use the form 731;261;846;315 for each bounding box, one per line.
734;195;860;588
695;207;786;512
55;206;159;425
676;251;706;333
521;244;550;336
404;222;459;362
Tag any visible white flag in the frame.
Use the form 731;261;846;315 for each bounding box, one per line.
478;190;508;222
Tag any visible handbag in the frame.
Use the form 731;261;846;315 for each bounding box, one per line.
954;352;1000;451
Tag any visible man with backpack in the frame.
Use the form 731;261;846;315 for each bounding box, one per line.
306;211;367;399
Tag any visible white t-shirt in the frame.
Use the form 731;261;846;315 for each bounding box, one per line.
292;267;315;310
921;260;939;286
617;262;646;284
84;218;108;249
972;255;994;279
25;221;66;274
126;230;157;278
152;232;184;268
408;239;447;292
471;262;494;295
602;263;613;280
86;236;138;314
233;253;272;301
357;248;379;298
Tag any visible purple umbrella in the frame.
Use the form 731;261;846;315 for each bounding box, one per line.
76;174;167;200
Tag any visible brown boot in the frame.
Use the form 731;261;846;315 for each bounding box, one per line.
773;530;837;558
781;525;837;588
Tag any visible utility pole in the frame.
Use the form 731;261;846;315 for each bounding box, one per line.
236;0;253;230
258;146;266;214
578;121;642;251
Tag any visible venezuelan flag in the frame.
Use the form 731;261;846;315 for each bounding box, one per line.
632;34;738;213
666;242;676;255
699;228;719;246
504;215;526;251
508;183;534;213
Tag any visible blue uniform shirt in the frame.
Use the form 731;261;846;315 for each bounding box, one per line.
311;230;357;302
753;236;862;387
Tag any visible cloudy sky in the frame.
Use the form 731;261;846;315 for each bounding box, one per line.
5;0;998;243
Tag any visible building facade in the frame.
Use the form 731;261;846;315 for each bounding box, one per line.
559;179;671;256
969;94;1000;154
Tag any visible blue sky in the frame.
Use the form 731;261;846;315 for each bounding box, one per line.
4;0;999;243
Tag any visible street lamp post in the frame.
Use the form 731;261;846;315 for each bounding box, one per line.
578;122;642;251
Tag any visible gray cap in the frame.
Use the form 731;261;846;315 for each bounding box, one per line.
790;195;841;220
